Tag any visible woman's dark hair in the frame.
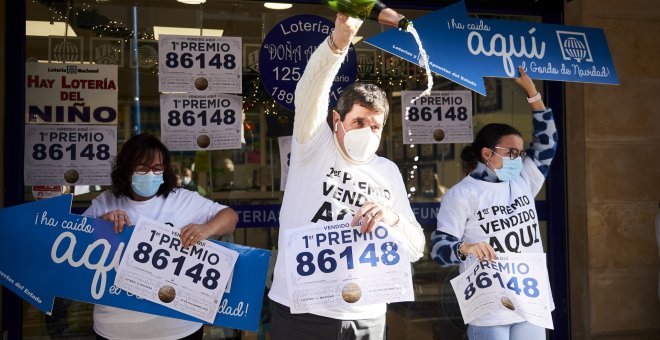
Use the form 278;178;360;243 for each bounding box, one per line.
464;123;523;163
460;146;478;175
111;134;177;198
329;82;389;126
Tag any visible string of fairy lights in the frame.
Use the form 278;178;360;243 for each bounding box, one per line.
31;0;441;197
33;0;153;39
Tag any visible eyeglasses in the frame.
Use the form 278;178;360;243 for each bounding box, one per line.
135;164;166;175
492;146;526;160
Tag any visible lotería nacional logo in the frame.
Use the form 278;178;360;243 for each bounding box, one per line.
94;42;122;65
556;31;593;63
53;40;81;63
357;52;374;78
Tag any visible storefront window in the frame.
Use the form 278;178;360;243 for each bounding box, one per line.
22;1;546;338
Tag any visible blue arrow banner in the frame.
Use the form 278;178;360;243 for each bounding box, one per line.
365;1;619;95
0;195;270;331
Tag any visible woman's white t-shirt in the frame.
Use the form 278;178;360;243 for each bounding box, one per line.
84;189;226;339
436;158;554;326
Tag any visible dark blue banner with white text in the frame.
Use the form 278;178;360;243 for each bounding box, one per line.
365;1;619;95
0;195;270;331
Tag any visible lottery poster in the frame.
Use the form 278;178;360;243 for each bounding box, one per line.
284;218;414;314
450;252;554;329
115;216;239;323
401;90;473;144
278;136;292;191
158;35;242;94
25;62;118;125
24;124;116;186
160;92;243;151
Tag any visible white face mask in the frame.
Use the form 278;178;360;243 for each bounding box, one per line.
336;120;380;162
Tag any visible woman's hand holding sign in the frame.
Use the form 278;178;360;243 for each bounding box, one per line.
179;223;213;248
100;210;132;234
460;241;497;263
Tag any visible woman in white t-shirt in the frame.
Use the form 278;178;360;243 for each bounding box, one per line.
431;67;558;340
84;133;238;340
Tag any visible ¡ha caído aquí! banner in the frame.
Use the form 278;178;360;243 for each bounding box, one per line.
0;195;270;331
365;0;619;95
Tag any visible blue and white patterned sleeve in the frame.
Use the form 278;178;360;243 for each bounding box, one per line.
430;230;467;267
527;108;558;178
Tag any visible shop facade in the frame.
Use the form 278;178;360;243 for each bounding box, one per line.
1;0;658;339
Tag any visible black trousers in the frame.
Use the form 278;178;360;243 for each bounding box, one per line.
269;299;386;340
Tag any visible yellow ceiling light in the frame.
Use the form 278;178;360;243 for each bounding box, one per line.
177;0;206;4
26;21;77;37
153;26;223;40
264;3;293;10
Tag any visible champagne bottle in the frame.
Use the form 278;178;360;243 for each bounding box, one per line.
325;0;412;31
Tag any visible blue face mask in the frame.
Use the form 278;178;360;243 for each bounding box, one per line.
493;156;523;182
131;172;164;197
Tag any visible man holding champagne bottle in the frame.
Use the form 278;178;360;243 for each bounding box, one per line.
268;12;426;340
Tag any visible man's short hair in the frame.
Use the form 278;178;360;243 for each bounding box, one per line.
334;82;389;123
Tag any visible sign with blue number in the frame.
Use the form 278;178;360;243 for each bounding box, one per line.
401;90;472;144
259;15;357;112
365;1;619;95
160;93;243;150
0;195;271;331
278;136;292;191
116;216;239;323
26;63;119;125
450;253;553;329
158;35;242;94
284;218;413;313
24;124;116;185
